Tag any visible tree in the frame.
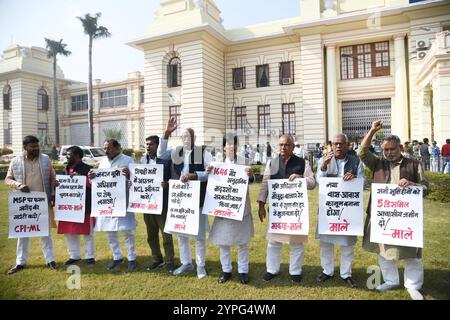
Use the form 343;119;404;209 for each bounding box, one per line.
103;128;122;142
78;12;111;146
44;38;71;146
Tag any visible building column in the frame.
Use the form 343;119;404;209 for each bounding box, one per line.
326;44;339;140
393;34;409;142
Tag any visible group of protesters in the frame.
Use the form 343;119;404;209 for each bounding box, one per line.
5;119;429;300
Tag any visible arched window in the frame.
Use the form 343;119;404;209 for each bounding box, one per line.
37;88;49;111
3;85;11;110
167;57;181;88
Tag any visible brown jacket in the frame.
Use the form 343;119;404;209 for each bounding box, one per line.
358;147;429;260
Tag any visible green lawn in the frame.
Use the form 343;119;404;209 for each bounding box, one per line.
0;182;449;300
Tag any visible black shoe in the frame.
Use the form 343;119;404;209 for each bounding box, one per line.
262;272;278;282
64;258;81;266
47;261;57;270
6;265;24;275
291;274;302;283
166;262;176;273
86;258;95;266
316;272;334;283
128;260;137;272
342;276;357;288
146;260;165;271
107;259;124;270
218;272;232;284
239;273;249;284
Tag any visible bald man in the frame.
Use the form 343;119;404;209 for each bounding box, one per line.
157;117;213;279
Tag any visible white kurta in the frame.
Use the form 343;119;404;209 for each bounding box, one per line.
94;153;137;232
157;139;211;240
258;157;316;244
315;156;365;246
208;158;254;246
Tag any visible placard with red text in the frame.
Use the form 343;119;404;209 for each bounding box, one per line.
202;162;248;221
55;175;86;223
318;177;364;236
9;191;49;238
268;179;309;235
370;183;423;248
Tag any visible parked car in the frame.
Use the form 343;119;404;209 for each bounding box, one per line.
59;145;107;165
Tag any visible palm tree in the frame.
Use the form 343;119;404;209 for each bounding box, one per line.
78;12;111;146
45;38;71;146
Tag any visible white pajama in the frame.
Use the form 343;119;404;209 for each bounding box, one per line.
64;234;95;260
219;243;249;273
16;236;55;265
378;255;424;290
320;241;354;279
266;240;304;275
106;230;136;261
178;236;206;268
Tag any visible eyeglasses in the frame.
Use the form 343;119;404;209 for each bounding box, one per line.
332;142;345;146
278;143;293;148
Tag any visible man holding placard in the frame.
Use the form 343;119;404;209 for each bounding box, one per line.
316;134;365;288
207;133;255;285
89;139;137;272
358;120;429;300
5;136;57;275
139;135;175;273
56;146;95;266
158;118;212;279
257;135;316;283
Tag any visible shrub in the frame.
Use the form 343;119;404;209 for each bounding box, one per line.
0;147;13;156
424;172;450;203
122;148;133;157
133;150;144;161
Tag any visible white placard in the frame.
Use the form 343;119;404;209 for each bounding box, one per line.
318;177;364;236
9;191;49;238
268;179;309;235
202;162;248;221
91;168;127;217
54;175;86;223
370;183;423;248
128;164;164;214
164;180;200;236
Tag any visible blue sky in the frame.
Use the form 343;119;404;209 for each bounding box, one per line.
0;0;300;82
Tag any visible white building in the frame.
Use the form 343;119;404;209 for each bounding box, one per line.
60;72;145;150
1;0;450;155
0;45;75;155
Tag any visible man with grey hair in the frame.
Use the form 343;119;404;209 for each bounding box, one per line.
315;133;365;288
157;117;213;279
257;134;316;283
358;120;429;300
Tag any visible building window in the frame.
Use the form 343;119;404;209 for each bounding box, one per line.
258;105;271;135
169;105;181;137
37;88;49;111
279;61;294;85
256;64;270;88
37;122;48;138
232;67;246;90
4;122;12;145
340;41;390;80
282;103;296;135
235;106;247;133
71;94;88;111
140;86;144;104
100;88;127;108
3;85;11;110
167;57;181;88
